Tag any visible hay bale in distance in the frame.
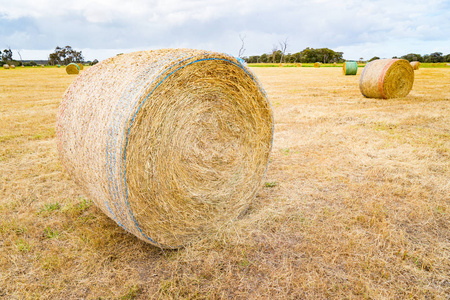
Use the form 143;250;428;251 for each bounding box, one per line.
66;63;80;75
10;65;15;69
41;65;45;68
343;61;358;75
3;64;9;69
77;63;84;70
410;61;420;70
296;63;302;67
359;59;414;99
314;62;321;68
56;49;274;248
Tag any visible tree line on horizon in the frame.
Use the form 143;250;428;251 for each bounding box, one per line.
243;48;450;64
1;46;449;66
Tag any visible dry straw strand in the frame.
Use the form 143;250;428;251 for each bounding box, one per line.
410;61;420;70
66;63;80;75
314;62;321;68
56;49;274;248
359;59;414;99
343;61;357;75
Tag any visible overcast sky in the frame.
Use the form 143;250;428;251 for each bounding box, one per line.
1;0;449;61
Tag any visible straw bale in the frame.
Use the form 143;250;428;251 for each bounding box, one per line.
3;64;9;69
359;59;414;99
10;65;15;69
66;63;80;75
343;61;357;75
41;65;45;68
410;61;420;70
314;62;321;68
56;49;274;248
77;63;84;70
296;63;302;67
333;62;337;66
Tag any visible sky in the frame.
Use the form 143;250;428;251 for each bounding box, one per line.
0;0;449;61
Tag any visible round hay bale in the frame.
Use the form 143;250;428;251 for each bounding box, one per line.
359;59;414;99
77;63;84;70
66;63;80;75
296;63;302;67
10;65;15;69
41;65;45;68
3;64;9;69
343;61;358;75
56;49;274;248
333;62;337;66
57;64;61;68
410;61;420;70
314;62;321;68
21;65;25;68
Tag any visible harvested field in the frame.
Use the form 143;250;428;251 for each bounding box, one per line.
0;66;449;299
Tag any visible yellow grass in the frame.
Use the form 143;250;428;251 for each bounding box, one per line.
0;67;449;299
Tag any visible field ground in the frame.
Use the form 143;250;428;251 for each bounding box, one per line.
0;66;449;299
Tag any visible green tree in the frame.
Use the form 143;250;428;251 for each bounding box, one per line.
1;48;13;61
368;56;380;62
429;52;443;63
400;53;423;62
48;46;84;65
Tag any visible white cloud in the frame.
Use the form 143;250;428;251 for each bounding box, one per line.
0;0;449;60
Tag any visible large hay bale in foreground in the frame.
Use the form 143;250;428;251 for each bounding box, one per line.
343;61;357;75
359;59;414;99
3;64;9;69
66;63;80;75
410;61;420;70
314;62;321;68
57;49;274;248
77;63;84;70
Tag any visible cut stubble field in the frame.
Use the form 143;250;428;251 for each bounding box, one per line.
0;66;449;299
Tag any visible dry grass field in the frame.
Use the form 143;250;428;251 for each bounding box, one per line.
0;66;449;299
